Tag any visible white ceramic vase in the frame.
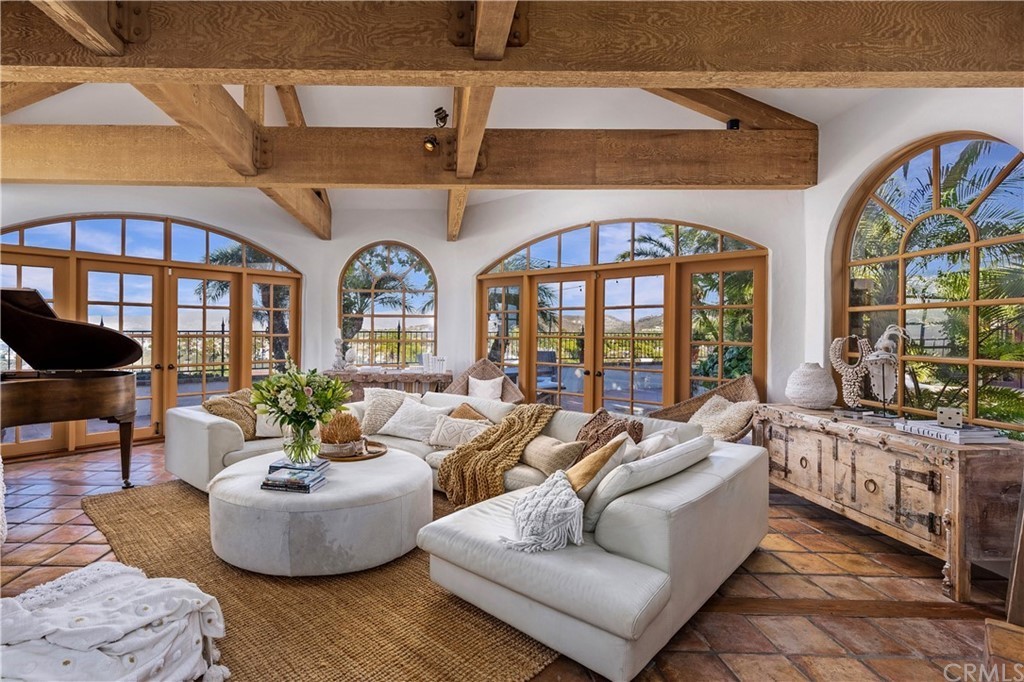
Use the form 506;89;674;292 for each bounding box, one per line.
785;362;838;410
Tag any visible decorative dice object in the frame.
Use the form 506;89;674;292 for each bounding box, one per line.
937;407;964;429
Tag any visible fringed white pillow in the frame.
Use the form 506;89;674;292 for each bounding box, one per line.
500;471;584;553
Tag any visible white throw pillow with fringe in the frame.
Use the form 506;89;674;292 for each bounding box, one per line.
500;471;584;553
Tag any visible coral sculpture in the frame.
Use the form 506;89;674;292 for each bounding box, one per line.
321;412;362;444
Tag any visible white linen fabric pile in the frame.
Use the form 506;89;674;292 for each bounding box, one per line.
1;562;229;681
500;470;584;553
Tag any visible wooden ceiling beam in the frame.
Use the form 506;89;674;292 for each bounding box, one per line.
29;0;122;56
275;85;306;127
645;89;816;131
455;86;495;179
0;124;818;189
243;84;264;125
261;187;332;240
3;1;1019;87
447;187;469;242
134;83;258;175
0;81;79;115
473;0;518;60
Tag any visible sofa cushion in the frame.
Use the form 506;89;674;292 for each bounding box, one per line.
468;375;504;401
370;435;436;459
632;428;680;459
222;437;286;467
416;488;671;640
377;397;453;441
540;411;593;442
566;433;636;502
582;436;715;531
428;416;492;449
689;395;758;440
421;393;516;423
521;435;586;476
362;388;422;435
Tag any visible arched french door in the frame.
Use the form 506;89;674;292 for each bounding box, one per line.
478;219;767;415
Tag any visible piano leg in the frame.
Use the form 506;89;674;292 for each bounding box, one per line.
117;417;135;489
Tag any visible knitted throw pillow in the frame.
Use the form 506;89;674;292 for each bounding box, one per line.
689;395;758;440
361;388;421;435
500;471;584;553
429;416;492;448
575;408;644;457
521;435;587;476
203;389;256;440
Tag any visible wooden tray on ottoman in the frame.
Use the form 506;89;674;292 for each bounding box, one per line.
320;439;388;462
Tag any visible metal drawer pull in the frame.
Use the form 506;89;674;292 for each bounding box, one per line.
864;479;879;494
799;456;809;469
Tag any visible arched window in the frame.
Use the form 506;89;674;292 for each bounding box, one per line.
480;219;767;415
833;135;1024;437
0;214;301;458
339;242;437;368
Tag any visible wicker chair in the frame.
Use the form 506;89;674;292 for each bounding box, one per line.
443;358;525;404
648;375;761;442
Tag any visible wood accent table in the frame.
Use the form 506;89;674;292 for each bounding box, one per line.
753;404;1024;603
324;369;453;402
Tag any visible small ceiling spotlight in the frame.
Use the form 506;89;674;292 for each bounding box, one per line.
423;134;440;152
727;118;741;130
434;106;450;128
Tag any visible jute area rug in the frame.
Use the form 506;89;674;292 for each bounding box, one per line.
82;481;556;681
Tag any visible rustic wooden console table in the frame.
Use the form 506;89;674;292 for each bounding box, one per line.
753;404;1024;603
324;369;453;402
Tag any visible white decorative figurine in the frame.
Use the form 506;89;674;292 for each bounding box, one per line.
864;324;910;415
332;335;349;370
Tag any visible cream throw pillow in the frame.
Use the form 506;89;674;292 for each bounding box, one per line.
255;413;284;438
377;397;453;441
468;375;504;401
362;388;421;435
689;395;758;440
583;436;714;531
632;428;680;458
521;435;587;476
565;433;638;503
429;416;492;448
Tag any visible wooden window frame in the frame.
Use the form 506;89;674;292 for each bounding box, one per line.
830;132;1024;435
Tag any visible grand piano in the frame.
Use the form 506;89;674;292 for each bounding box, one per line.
1;288;143;488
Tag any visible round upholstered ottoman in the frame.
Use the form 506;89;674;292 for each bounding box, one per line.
207;450;432;576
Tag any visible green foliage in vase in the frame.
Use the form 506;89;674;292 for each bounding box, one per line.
250;357;351;435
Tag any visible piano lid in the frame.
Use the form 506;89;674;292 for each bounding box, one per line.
1;288;143;370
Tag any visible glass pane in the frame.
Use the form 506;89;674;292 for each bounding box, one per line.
88;304;118;327
123;274;152;303
978;304;1024;360
87;271;119;301
560;228;590;267
604;277;631;307
973;159;1023;240
940;140;1018;210
274;261;293;272
723;270;754;305
604;309;631;336
635;275;664;306
977;366;1024;429
86;419;116;435
271;310;290;335
529;236;558;270
603;400;633;416
691;345;718;377
1;231;19;245
979;242;1024;300
209;233;243;266
245;245;273;269
562;281;585;308
205;280;231;306
633;222;675;260
597;222;632;264
76;218;122;255
487;287;504;312
23;222;71;250
724;308;754;342
633;308;662;336
171;224;206;263
691;310;719;341
691;273;719;306
22;267;53;299
678;226;719;256
903;362;969;411
723;236;754;252
177;278;203;305
848;310;898;350
405;291;433;313
723;346;753;379
559;394;584;411
204;368;230;394
849;261;899;307
851;200;905;260
603;369;631;399
905;307;968;358
632;371;662;404
633;336;663;371
177;308;202;334
905;250;970;304
206;308;230;332
876;149;934;222
1;265;16;288
690;380;718;397
559;367;584;393
905;214;971;252
503;248;527;272
122;306;152;332
124;219;164;259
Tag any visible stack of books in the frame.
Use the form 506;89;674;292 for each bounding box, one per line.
895;420;1009;445
261;457;330;493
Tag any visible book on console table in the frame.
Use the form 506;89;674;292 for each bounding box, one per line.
261;469;327;493
895;419;1008;444
267;457;330;474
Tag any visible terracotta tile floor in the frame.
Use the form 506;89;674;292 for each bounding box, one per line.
2;444;1010;681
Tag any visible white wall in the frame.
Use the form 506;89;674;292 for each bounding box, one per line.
4;88;1022;405
802;88;1024;364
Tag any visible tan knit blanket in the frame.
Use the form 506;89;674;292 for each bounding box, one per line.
438;403;560;507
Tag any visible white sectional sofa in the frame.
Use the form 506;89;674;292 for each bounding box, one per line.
164;392;704;491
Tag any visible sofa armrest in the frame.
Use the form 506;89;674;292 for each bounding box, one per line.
164;407;245;489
